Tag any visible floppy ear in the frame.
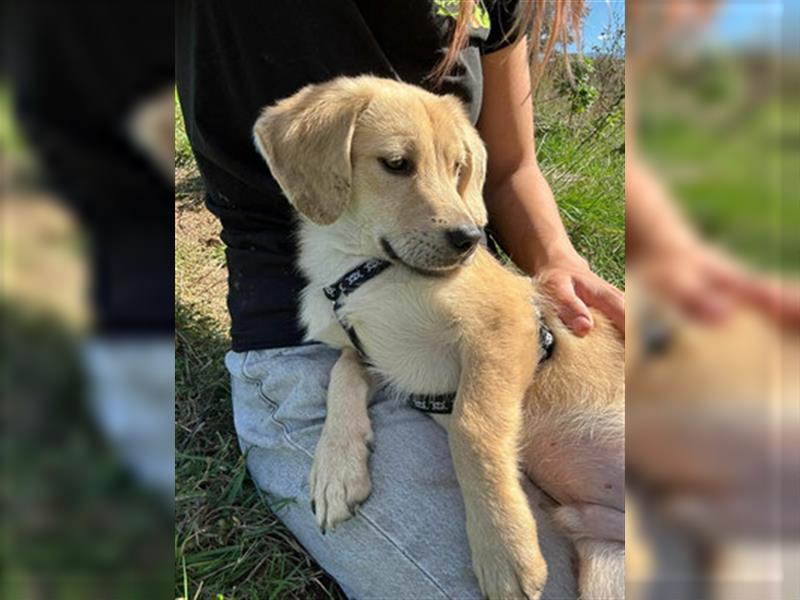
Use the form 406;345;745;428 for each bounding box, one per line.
460;124;489;227
441;94;489;227
253;79;368;225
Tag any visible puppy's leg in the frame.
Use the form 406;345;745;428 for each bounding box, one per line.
554;503;625;599
520;478;580;599
309;348;373;532
450;348;548;599
572;538;625;600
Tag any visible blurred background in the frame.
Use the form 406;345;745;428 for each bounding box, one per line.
1;1;174;597
626;1;799;599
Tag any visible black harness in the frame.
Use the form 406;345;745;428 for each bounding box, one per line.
323;259;555;414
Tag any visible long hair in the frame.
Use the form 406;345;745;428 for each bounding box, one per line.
429;0;586;89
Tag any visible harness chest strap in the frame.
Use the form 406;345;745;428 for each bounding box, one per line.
322;259;555;414
322;258;391;358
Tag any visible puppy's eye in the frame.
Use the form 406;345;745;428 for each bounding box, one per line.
379;157;413;175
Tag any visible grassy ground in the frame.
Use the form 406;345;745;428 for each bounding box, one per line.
174;79;624;598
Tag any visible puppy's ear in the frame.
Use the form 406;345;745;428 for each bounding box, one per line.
460;124;489;228
443;95;489;227
253;79;369;225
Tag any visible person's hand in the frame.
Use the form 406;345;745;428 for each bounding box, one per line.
536;250;625;338
636;239;800;328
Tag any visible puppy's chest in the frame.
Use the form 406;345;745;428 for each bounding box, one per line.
307;279;462;395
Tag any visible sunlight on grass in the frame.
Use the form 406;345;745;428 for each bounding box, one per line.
175;88;193;167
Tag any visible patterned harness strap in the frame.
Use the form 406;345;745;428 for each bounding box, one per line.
322;259;556;414
323;258;391;359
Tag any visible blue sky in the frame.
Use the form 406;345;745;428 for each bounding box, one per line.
579;1;625;54
583;1;624;46
572;0;784;54
707;1;783;49
577;0;785;54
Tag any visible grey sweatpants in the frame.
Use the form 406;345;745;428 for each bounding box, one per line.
227;344;577;599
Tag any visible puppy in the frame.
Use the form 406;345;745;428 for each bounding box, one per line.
254;76;624;599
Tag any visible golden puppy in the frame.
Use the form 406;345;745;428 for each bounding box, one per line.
254;76;624;599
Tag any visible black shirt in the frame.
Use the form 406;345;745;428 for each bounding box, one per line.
176;0;518;351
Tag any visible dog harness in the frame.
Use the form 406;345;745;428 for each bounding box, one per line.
323;259;555;414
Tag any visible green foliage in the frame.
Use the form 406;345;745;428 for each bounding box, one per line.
0;82;31;159
536;121;625;289
556;57;599;115
534;51;626;289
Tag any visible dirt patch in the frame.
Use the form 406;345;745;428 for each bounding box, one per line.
175;175;229;333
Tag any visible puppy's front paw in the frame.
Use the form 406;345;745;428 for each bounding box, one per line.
309;427;373;533
469;522;548;600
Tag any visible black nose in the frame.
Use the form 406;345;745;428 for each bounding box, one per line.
445;225;482;253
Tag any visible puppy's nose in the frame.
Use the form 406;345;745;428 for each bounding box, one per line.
445;225;482;253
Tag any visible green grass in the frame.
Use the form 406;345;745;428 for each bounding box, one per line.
175;88;193;167
0;82;25;156
174;139;345;596
175;302;345;599
634;52;799;275
174;81;624;598
538;122;625;288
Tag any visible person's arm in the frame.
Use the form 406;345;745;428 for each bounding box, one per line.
477;39;625;336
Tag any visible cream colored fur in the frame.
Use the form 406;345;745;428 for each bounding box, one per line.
127;85;175;181
254;76;625;599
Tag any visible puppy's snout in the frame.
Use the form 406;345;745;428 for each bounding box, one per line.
445;225;482;254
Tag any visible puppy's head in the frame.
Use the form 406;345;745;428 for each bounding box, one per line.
254;76;488;275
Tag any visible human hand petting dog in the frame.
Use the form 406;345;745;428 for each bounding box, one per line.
535;248;626;339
